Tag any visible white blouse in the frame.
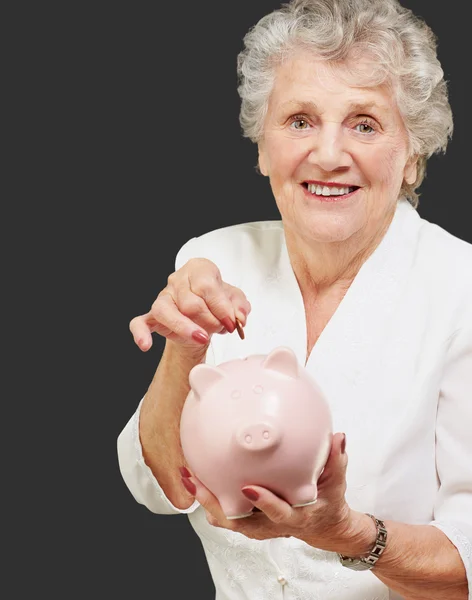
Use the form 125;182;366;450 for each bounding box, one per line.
117;199;472;600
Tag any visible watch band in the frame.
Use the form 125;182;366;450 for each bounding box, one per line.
338;514;387;571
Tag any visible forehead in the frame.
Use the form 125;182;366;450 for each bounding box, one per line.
269;52;395;114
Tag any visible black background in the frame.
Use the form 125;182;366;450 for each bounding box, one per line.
23;1;470;598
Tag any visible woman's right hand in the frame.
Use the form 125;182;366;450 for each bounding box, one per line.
129;258;251;356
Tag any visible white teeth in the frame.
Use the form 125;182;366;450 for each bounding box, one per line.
307;184;352;196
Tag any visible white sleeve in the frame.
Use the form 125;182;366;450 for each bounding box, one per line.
430;320;472;599
116;236;216;515
116;398;200;515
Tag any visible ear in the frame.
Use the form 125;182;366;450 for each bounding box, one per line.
261;346;300;379
258;143;269;177
403;155;418;185
189;364;226;398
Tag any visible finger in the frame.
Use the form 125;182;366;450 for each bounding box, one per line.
224;282;252;326
149;293;211;345
129;314;157;352
241;485;293;524
187;274;238;333
173;288;226;333
176;258;251;333
317;432;347;492
204;509;220;527
181;475;229;524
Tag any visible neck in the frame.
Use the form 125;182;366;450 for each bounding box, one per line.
284;208;396;298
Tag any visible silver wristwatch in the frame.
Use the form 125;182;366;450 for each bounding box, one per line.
338;514;387;571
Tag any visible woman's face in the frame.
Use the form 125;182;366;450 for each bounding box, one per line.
258;52;417;246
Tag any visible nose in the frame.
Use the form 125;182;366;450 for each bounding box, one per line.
307;122;352;172
234;421;281;451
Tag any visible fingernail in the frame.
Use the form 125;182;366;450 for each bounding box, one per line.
341;434;347;454
242;488;259;501
179;466;192;478
181;477;197;496
192;331;209;344
235;309;247;324
221;317;235;333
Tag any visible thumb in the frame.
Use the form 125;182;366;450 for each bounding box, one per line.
317;432;348;493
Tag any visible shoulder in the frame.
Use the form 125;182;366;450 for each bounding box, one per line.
174;221;285;282
416;214;472;287
414;213;472;318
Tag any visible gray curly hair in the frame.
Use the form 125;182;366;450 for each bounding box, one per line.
237;0;453;207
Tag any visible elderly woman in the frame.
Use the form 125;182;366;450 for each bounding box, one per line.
117;0;471;598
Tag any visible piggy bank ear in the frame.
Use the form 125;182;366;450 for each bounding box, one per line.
189;364;226;398
262;346;299;379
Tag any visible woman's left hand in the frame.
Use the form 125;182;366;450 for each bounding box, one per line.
180;432;354;550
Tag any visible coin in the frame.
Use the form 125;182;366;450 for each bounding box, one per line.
235;318;245;340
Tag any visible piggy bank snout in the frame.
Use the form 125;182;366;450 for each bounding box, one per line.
234;419;281;451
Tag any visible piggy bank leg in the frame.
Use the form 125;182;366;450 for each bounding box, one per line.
284;483;318;508
219;494;254;520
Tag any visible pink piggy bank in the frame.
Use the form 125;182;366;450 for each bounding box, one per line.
180;346;333;519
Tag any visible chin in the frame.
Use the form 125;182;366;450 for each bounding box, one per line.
301;218;362;244
311;231;355;244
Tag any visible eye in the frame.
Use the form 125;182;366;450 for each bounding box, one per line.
289;116;310;130
354;119;376;134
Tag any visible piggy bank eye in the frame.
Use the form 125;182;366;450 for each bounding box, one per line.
252;385;264;394
231;390;241;399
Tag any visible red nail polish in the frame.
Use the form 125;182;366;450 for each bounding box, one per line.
181;477;197;496
221;317;235;333
192;331;209;344
242;488;259;501
179;466;192;478
341;434;347;454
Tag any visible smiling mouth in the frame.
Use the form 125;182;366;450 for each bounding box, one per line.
302;182;360;198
